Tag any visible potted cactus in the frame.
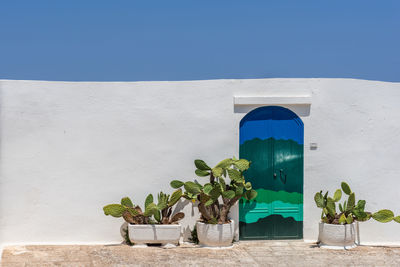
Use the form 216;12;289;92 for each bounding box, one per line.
315;182;400;249
103;189;185;246
171;157;257;247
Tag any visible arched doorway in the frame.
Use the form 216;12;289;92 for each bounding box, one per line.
239;106;303;240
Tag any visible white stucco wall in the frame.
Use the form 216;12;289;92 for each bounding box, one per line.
0;78;399;246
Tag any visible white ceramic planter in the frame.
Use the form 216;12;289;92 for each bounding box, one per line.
196;220;234;247
318;222;358;249
128;224;181;245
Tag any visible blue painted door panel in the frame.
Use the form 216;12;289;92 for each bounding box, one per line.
239;106;304;240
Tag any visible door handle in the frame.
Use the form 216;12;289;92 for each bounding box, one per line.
279;169;287;184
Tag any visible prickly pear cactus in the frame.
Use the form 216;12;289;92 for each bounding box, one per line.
372;209;395;223
170;157;256;224
103;190;185;225
314;181;400;225
103;204;126;218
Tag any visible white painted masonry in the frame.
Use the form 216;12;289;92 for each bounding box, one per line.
0;78;399;246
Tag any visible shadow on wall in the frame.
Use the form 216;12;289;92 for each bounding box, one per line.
234;105;311;117
174;199;199;241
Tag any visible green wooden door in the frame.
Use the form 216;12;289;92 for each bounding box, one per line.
239;106;303;240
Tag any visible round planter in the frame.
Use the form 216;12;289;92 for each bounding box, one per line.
128;224;181;245
318;222;357;249
196;220;234;247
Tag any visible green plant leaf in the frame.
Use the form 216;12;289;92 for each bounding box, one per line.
145;194;153;209
103;204;126;217
356;200;366;211
326;198;336;217
207;217;218;224
227;168;242;181
393;216;400;223
194;159;211;170
126;206;139;217
143;203;158;216
215;158;233;169
357;212;371;222
338;213;346;224
346;214;354;224
157;192;168;210
219;177;226;192
244;182;252;191
205;198;214;207
244;189;257;200
339;203;343;213
154;210;161;222
235;185;244;196
121;197;134;208
168;189;182;207
184;182;202;195
333;189;342;202
157;201;167;211
233;159;250;171
222;190;235;199
209;185;221;200
195;169;210;177
341;182;351;195
323;208;328;215
314;192;324;208
212;167;223;178
372;209;394;223
347;193;355;211
170;180;184;189
203;183;213;195
184;192;195;201
353;209;367;220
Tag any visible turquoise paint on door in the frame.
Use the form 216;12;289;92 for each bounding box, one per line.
239;106;304;240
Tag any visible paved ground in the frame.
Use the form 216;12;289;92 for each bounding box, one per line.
2;241;400;267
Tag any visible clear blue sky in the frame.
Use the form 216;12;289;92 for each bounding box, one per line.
1;1;399;82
